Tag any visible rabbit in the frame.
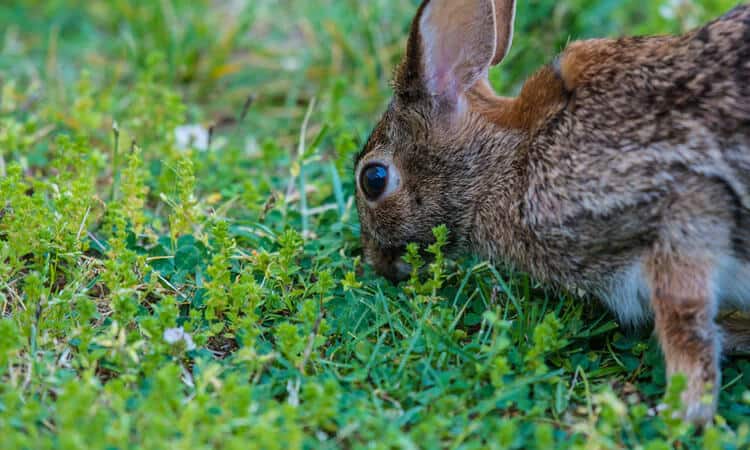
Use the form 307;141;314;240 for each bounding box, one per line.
354;0;750;424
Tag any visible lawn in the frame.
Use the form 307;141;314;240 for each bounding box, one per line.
0;0;748;448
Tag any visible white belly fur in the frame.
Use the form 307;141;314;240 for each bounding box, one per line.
714;255;750;311
595;257;750;327
596;263;652;327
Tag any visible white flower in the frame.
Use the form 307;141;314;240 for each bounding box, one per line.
281;56;301;71
163;327;197;351
174;124;210;152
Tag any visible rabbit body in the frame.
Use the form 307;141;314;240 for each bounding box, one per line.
355;0;750;423
488;10;750;320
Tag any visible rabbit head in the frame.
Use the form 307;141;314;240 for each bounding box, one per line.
354;0;522;282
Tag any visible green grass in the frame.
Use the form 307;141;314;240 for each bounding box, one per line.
1;0;749;448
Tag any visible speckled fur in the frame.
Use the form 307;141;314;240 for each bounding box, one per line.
355;0;750;423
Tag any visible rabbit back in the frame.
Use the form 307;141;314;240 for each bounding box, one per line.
513;5;750;315
527;5;750;222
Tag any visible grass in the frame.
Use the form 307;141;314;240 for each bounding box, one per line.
1;0;749;448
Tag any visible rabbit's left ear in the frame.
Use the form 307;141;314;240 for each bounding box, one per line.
398;0;516;106
491;0;516;65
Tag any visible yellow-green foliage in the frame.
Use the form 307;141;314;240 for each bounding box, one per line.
0;1;748;449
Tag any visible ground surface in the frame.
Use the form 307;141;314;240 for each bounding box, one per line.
0;0;748;448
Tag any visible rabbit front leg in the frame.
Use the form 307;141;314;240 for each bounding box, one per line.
645;251;720;424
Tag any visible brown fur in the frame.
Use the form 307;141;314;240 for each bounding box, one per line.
557;37;675;90
646;252;719;423
469;67;569;133
720;312;750;354
354;0;750;424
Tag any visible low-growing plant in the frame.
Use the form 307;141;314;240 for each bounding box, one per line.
0;0;748;449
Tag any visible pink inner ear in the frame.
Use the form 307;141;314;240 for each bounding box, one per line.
419;13;457;98
429;47;460;99
419;0;497;101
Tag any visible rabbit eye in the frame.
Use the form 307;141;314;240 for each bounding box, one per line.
361;163;389;201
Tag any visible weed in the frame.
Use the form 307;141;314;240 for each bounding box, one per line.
0;0;747;448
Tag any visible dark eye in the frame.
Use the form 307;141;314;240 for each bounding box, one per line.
360;163;389;201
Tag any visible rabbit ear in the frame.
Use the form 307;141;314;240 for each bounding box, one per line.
491;0;516;65
397;0;516;105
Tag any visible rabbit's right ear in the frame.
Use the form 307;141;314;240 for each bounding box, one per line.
396;0;516;108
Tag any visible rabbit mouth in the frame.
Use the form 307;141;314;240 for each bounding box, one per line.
391;260;412;283
367;245;411;284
